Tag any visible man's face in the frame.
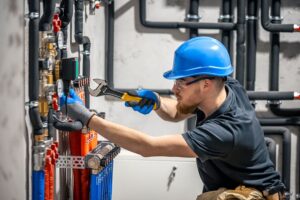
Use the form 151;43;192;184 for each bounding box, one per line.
172;76;210;114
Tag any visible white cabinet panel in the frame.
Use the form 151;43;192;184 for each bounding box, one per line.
112;151;203;200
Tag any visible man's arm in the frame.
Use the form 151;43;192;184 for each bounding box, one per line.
88;115;197;158
155;96;192;122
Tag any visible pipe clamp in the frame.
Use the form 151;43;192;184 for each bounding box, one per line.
28;101;39;108
246;15;258;21
29;12;40;19
219;15;234;20
270;15;283;22
82;50;90;55
186;14;201;21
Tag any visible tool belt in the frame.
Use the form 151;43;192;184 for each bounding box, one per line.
196;185;285;200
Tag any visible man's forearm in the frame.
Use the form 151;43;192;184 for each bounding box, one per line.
88;115;154;156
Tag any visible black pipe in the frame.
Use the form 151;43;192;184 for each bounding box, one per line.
60;0;73;29
259;117;300;126
262;126;291;194
246;0;258;90
60;0;74;59
105;1;115;88
105;1;173;95
269;103;300;117
268;0;300;117
74;0;91;108
265;137;276;165
261;0;295;32
247;91;295;100
139;0;236;31
188;0;200;38
48;108;55;138
39;0;56;31
28;0;44;135
235;0;246;86
221;0;233;58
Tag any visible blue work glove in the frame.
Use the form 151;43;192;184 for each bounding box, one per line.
125;89;160;115
59;89;95;126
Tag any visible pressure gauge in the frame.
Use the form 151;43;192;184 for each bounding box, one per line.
56;79;64;97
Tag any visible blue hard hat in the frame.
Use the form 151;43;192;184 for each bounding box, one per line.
163;37;233;80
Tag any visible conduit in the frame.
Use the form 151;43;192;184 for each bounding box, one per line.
266;0;300;117
261;0;300;32
60;0;74;58
246;0;258;91
221;0;233;57
74;0;91;108
39;0;56;31
262;126;291;195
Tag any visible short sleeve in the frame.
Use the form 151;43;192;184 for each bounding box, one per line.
182;121;235;161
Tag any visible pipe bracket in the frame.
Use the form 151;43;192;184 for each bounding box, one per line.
82;50;90;55
27;101;39;108
28;12;40;19
270;15;283;22
267;100;282;105
219;15;234;21
246;15;258;21
186;14;201;21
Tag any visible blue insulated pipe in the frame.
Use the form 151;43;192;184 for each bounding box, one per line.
32;171;45;200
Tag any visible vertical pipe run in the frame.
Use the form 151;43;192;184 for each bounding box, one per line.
235;0;246;86
246;0;258;91
32;171;45;200
221;0;233;58
188;0;199;38
105;1;115;88
263;126;291;194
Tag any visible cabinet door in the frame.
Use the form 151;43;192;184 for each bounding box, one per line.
112;152;203;200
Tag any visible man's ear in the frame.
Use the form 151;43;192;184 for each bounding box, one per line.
203;79;209;88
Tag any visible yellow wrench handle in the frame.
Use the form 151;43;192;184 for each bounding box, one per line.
121;93;157;110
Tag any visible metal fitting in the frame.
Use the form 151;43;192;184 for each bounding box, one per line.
82;50;90;55
219;15;234;21
186;14;201;21
270;15;283;22
267;100;282;106
28;101;39;108
29;12;39;19
246;15;258;21
33;144;46;170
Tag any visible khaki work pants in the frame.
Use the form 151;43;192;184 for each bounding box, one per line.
196;185;282;200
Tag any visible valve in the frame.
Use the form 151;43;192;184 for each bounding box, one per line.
52;14;62;33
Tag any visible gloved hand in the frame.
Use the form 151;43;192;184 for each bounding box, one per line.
125;89;160;115
60;89;95;126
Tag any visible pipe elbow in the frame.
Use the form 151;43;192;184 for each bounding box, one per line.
29;107;44;135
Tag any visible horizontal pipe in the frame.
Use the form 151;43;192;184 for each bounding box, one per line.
247;91;296;100
269;103;300;117
262;126;291;192
139;0;236;31
259;117;300;126
261;0;297;32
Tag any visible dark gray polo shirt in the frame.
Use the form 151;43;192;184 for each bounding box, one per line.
182;77;284;192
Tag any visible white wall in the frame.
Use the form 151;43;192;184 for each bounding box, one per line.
0;0;299;199
0;0;26;199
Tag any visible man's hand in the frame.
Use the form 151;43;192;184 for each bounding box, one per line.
60;89;95;126
125;89;160;115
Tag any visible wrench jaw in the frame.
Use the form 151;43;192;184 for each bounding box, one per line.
88;79;108;97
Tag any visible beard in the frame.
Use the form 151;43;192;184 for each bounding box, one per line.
176;101;198;114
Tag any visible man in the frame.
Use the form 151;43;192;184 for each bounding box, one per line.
61;37;285;200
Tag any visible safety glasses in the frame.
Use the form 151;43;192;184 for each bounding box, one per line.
174;76;215;89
